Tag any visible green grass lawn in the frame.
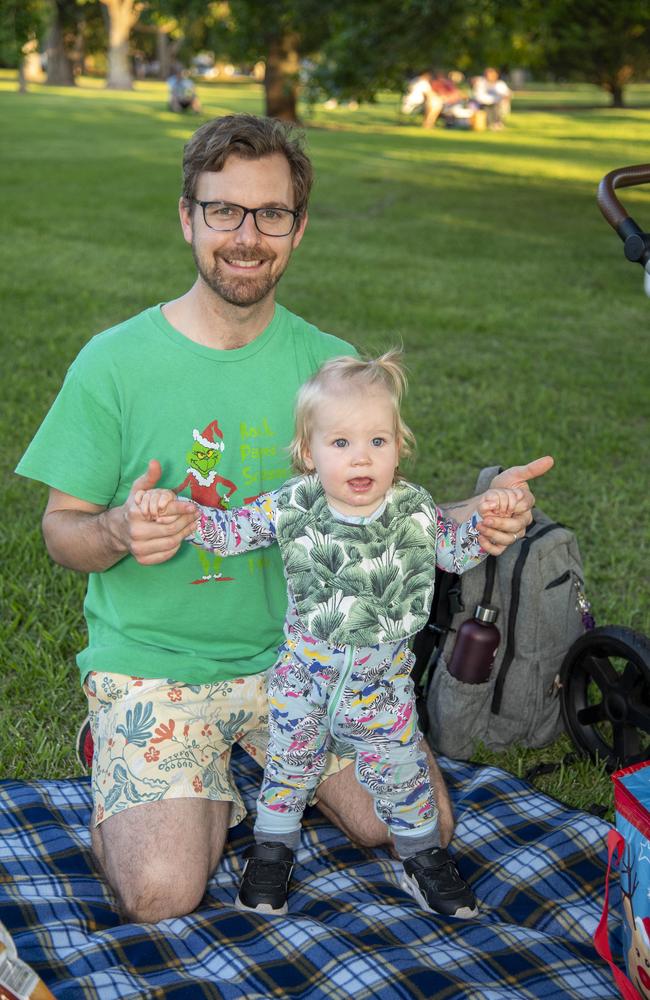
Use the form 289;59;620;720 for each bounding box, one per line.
2;73;649;816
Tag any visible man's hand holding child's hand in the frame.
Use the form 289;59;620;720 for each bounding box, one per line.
478;487;525;520
135;486;200;533
135;487;182;522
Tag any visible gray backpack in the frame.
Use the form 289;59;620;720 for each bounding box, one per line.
414;467;588;760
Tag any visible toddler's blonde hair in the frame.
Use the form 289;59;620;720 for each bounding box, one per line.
290;349;415;474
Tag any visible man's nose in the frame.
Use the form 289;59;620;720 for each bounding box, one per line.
233;211;261;243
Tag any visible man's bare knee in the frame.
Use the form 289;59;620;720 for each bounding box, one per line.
94;817;209;921
118;860;207;923
95;798;230;922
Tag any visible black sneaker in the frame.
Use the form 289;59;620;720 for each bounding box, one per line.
235;842;295;915
76;717;94;771
401;847;478;919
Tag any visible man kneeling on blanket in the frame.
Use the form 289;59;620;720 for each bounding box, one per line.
136;352;526;918
16;112;549;923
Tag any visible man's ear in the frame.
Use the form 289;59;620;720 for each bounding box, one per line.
179;196;194;245
291;209;308;250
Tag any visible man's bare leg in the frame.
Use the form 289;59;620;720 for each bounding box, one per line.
316;740;454;849
91;798;231;923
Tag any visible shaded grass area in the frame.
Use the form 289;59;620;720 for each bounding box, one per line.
2;76;649;817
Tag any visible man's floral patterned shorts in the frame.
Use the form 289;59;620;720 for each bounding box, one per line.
84;670;351;826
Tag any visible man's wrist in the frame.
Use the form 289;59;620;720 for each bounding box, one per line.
98;505;130;560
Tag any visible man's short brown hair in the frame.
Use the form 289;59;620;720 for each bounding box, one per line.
182;113;313;215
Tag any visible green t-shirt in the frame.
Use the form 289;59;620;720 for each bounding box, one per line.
16;304;353;684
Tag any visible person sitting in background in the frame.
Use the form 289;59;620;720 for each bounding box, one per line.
471;68;512;129
401;70;472;130
401;71;442;128
430;71;465;116
430;70;480;129
167;67;201;114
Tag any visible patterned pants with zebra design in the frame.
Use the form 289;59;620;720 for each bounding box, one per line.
256;633;440;857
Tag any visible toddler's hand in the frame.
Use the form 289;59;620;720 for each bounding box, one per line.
478;487;525;519
134;487;178;521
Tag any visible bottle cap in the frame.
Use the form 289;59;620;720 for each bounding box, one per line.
474;604;498;624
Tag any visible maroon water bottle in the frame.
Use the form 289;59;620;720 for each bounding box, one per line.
446;605;500;684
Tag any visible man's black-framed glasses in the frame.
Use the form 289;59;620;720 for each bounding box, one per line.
191;198;299;237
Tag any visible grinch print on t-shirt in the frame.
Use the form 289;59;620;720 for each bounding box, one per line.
174;419;237;584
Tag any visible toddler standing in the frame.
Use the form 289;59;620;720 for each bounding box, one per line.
137;352;523;918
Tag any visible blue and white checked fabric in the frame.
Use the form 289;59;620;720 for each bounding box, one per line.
0;748;623;999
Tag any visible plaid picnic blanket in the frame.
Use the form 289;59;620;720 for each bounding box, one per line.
0;747;621;1000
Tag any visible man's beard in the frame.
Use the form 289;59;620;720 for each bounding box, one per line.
192;241;288;307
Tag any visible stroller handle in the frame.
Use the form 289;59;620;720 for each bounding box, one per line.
597;164;650;229
597;165;650;272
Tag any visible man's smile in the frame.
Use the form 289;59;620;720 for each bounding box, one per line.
217;247;274;273
225;259;265;269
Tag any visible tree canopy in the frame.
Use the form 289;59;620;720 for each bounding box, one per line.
3;0;649;110
538;0;650;107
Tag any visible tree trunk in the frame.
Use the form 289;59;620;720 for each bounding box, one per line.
101;0;141;90
71;16;87;77
609;83;624;108
156;26;180;81
107;36;132;88
45;4;75;86
603;65;632;108
264;32;301;122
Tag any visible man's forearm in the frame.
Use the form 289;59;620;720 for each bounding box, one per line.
42;506;128;574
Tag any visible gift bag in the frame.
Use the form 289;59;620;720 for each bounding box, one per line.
595;761;650;999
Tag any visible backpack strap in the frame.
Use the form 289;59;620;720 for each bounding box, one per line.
481;555;497;605
412;465;501;693
411;568;460;690
411;464;499;716
490;520;563;715
475;465;500;606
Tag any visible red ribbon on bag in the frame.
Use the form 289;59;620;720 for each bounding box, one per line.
594;828;645;1000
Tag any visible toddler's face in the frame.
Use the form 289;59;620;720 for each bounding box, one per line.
303;386;400;517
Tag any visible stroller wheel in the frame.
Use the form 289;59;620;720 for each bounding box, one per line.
560;626;650;770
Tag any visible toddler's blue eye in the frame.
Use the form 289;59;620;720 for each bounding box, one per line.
333;439;348;448
371;437;385;447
